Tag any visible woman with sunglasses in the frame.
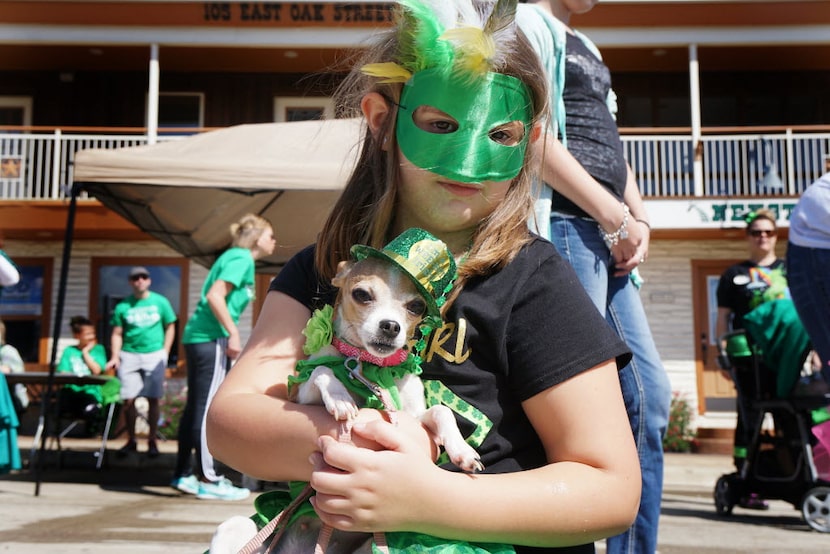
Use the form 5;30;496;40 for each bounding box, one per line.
715;208;784;511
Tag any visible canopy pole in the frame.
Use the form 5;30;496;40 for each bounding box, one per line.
33;182;80;496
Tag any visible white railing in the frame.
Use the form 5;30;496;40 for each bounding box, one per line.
1;128;829;201
621;129;830;198
0;130;180;201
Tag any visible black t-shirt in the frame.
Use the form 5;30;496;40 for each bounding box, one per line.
551;33;628;218
716;258;786;330
271;238;632;554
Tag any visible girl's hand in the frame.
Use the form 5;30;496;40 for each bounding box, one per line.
309;416;441;532
345;409;439;459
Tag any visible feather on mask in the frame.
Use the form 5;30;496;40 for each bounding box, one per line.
361;0;520;83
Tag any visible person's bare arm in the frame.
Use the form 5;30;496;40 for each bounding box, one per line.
205;279;241;359
105;326;123;371
309;360;641;547
162;323;175;357
612;164;651;275
81;342;103;375
715;306;735;379
535;132;645;265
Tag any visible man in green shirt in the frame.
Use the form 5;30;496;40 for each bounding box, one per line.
106;267;176;458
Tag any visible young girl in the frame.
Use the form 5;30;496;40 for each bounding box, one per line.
207;1;640;552
56;315;109;421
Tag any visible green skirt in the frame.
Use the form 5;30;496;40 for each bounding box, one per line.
252;489;516;554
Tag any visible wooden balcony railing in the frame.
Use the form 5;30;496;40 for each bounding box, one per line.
1;125;828;202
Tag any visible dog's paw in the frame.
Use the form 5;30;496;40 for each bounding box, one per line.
444;439;485;473
313;373;359;421
209;515;259;554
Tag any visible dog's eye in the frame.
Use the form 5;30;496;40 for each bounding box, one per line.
406;299;426;317
352;288;373;304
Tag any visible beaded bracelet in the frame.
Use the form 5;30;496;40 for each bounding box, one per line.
600;203;630;249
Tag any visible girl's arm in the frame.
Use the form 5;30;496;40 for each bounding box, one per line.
206;290;435;481
309;359;641;547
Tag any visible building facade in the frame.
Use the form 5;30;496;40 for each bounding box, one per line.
1;0;829;438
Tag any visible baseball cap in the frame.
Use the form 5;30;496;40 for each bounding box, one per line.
129;266;150;279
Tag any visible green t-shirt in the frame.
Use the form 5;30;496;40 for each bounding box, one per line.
56;343;108;402
183;247;255;344
110;291;177;353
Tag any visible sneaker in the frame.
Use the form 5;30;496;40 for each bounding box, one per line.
115;440;137;458
739;493;769;510
196;477;251;501
147;441;160;458
171;475;200;495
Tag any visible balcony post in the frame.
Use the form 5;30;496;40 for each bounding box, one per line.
785;128;795;195
51;128;62;199
688;44;703;197
147;43;160;145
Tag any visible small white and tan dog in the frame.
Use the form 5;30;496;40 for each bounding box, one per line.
210;230;482;554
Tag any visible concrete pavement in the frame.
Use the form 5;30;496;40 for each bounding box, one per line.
1;436;829;553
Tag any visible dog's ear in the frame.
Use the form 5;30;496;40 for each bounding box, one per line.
331;259;354;288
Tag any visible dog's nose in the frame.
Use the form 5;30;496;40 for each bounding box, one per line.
379;319;401;338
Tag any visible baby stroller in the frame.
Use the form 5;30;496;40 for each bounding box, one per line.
713;298;830;532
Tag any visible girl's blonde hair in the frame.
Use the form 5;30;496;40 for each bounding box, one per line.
230;214;272;249
316;7;548;307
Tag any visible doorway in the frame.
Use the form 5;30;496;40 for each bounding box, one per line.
691;258;742;414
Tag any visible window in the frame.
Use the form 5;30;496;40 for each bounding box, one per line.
0;96;32;187
90;257;189;372
274;97;334;122
0;96;32;127
0;257;53;368
153;92;204;131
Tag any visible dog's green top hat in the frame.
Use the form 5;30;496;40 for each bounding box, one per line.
351;228;457;328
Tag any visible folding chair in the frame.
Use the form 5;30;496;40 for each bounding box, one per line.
54;377;121;469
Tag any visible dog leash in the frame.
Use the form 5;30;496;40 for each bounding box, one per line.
314;357;394;554
237;357;395;554
236;484;313;554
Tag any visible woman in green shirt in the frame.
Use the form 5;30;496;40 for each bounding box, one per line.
172;214;275;501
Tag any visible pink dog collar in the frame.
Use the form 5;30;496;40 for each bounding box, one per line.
332;337;409;367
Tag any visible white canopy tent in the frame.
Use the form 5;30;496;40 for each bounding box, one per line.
32;118;363;494
73;117;365;269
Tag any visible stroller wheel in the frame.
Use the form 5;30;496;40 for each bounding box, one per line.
801;486;830;533
714;475;737;516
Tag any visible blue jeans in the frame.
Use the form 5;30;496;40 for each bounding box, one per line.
787;243;830;381
550;215;671;554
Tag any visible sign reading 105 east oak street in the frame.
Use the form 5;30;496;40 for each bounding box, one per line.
202;3;395;24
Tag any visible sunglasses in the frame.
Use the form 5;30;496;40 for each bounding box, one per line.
749;229;776;238
130;274;150;281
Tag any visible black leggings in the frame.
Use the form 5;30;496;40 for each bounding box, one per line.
174;338;228;481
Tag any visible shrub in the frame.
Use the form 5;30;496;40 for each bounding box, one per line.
663;391;698;453
158;382;187;440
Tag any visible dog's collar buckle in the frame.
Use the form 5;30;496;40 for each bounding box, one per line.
345;357;398;417
345;357;383;396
